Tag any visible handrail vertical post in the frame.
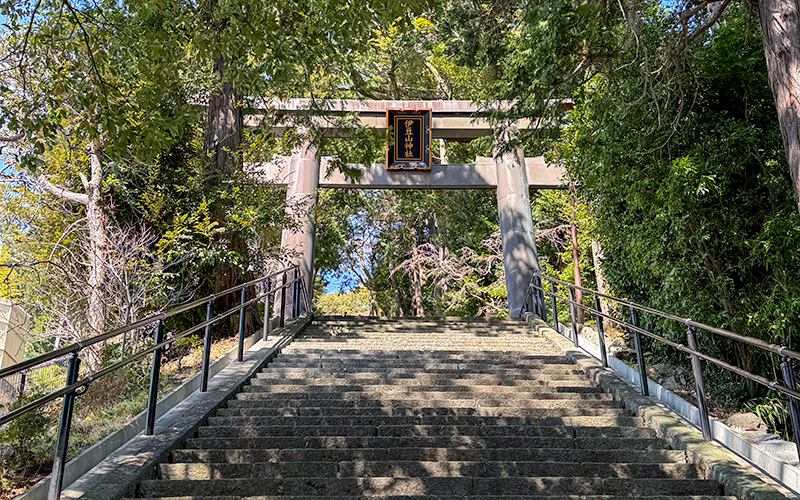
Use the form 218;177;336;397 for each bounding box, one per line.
568;287;579;346
687;326;712;440
301;274;311;312
237;287;247;362
292;268;299;317
279;270;287;328
262;278;271;341
594;296;609;368
550;281;558;333
538;277;547;323
779;355;800;457
201;300;213;392
526;282;536;318
145;321;165;435
630;307;649;396
49;352;81;500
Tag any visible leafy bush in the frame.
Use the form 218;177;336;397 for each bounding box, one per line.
0;393;58;495
747;394;790;441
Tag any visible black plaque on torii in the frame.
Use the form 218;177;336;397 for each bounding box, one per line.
386;109;432;171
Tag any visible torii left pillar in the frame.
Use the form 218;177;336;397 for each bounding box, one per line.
279;136;320;317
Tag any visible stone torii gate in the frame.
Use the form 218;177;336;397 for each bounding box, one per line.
250;100;565;317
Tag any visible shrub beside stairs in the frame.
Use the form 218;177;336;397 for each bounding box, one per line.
128;316;742;499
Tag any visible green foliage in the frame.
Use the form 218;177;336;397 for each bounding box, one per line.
0;393;58;491
316;287;373;316
747;394;790;441
548;3;799;396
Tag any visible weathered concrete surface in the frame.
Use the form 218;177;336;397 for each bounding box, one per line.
278;137;319;314
495;125;541;317
0;299;27;368
59;314;312;500
525;313;790;500
249;156;564;190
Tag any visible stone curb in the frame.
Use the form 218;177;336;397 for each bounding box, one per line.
60;313;313;500
524;313;788;500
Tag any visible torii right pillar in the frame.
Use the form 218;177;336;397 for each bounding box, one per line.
494;123;541;317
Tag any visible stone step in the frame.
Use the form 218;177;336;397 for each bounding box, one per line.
266;361;577;370
271;354;571;363
256;363;586;378
183;435;671;451
300;327;537;333
297;333;542;339
218;406;626;419
278;350;563;359
290;342;557;350
245;381;598;390
171;447;688;464
228;397;621;410
196;424;656;439
255;371;592;381
133;496;736;500
232;390;614;402
158;461;702;480
293;339;551;344
301;324;534;331
233;396;619;411
234;391;619;407
138;477;722;497
250;376;599;387
207;413;642;427
206;413;643;427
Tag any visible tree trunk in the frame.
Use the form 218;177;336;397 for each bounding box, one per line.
85;139;108;368
438;139;448;164
410;248;425;317
591;240;610;316
757;0;800;212
569;183;584;323
204;57;242;177
204;55;249;323
390;272;404;317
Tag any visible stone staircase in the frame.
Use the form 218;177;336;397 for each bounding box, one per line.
132;316;734;500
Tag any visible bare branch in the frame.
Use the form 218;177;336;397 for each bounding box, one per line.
36;175;89;204
682;0;732;46
20;0;44;68
0;133;24;143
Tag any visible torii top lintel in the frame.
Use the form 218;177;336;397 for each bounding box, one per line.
249;99;560;140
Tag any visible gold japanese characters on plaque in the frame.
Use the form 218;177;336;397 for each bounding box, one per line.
386;109;432;171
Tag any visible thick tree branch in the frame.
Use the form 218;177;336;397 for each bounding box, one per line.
37;175;89;204
0;133;24;142
682;0;732;46
349;68;384;100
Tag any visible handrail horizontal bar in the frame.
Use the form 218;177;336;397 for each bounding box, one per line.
0;266;298;379
531;273;800;362
533;281;800;401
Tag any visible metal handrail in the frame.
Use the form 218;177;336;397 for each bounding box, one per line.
0;264;312;500
536;274;800;362
521;272;800;456
0;267;301;379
